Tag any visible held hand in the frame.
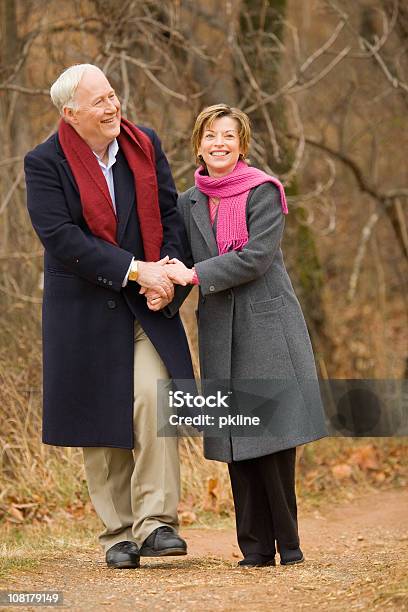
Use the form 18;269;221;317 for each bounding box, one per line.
137;256;174;300
165;258;195;286
140;287;170;311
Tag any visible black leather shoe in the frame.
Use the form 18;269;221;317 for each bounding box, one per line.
279;548;304;566
106;541;140;569
238;557;276;568
139;526;187;557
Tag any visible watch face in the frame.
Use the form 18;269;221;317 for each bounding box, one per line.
129;262;138;281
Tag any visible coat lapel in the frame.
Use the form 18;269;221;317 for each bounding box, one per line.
54;136;83;220
56;132;79;196
59;159;79;195
190;188;219;257
56;135;134;246
113;148;134;245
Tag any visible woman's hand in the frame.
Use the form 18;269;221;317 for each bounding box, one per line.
165;259;195;286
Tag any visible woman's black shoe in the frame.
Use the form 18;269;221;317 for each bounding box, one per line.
238;557;276;568
279;548;304;565
105;541;140;569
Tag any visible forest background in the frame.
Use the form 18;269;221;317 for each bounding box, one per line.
0;0;407;530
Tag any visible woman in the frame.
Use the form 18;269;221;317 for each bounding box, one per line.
159;104;328;568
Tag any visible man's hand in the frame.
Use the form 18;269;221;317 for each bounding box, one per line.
137;256;174;300
165;258;195;286
140;287;170;311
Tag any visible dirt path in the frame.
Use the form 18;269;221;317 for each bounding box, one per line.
1;488;408;611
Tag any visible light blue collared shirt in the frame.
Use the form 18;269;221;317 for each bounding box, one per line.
93;138;119;214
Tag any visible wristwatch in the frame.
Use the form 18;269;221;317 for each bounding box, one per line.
128;260;139;282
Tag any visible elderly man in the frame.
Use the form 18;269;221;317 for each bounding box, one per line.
24;64;194;569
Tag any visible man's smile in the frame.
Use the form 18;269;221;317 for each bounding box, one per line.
101;116;119;124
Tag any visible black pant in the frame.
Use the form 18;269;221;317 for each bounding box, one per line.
228;448;299;560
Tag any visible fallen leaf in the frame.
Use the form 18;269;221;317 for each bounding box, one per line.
350;445;379;470
331;464;352;480
8;505;24;522
207;477;219;498
180;511;197;526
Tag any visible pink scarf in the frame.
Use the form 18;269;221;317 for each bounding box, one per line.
194;160;288;254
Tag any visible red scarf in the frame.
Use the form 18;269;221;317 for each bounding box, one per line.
58;118;163;261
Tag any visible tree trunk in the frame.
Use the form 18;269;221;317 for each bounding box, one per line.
238;0;332;375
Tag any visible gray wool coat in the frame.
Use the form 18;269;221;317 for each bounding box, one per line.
177;182;328;462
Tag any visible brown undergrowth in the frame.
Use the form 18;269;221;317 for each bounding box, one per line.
0;297;407;529
1;361;406;528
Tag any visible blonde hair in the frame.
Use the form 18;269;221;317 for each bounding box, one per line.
191;104;251;165
50;64;101;114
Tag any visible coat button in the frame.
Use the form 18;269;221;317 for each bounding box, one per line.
209;285;215;292
107;300;116;309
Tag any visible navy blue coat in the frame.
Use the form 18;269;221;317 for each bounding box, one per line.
24;126;194;448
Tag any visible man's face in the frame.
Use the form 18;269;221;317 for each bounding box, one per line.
65;68;121;150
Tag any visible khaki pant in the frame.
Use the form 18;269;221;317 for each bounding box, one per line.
83;321;180;552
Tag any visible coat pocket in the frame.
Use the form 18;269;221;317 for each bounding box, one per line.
46;267;77;279
251;295;284;314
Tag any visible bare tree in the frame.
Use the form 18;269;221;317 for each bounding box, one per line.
0;0;406;380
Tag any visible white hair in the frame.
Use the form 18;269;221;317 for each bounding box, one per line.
50;63;102;114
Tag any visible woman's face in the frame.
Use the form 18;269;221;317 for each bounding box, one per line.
198;116;242;178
